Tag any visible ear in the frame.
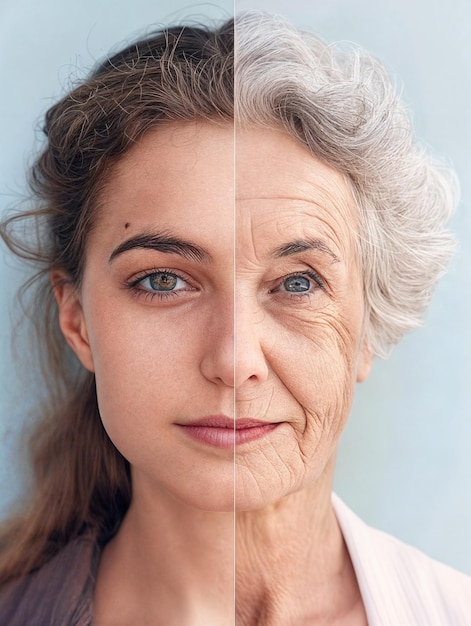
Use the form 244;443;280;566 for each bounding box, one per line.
51;270;95;372
356;337;373;383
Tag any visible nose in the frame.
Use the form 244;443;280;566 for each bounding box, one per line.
235;295;269;389
199;293;269;389
199;299;235;388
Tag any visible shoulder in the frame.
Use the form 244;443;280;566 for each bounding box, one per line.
332;493;471;626
0;532;99;626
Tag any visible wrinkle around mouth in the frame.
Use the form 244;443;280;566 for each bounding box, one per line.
236;384;276;421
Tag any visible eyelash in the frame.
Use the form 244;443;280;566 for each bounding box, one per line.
122;269;325;303
123;268;195;302
269;270;326;297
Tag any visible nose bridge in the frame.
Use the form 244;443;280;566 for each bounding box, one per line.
235;285;269;388
199;292;234;387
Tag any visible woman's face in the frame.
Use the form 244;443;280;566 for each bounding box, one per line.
57;122;371;512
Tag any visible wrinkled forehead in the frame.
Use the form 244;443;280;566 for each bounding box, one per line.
235;126;360;264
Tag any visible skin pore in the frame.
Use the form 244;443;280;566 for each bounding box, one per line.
53;122;371;625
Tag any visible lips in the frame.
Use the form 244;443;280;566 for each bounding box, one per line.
176;415;279;448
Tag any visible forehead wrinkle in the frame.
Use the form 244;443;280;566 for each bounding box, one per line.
240;204;352;266
236;152;359;267
238;188;356;229
237;161;357;219
236;213;266;272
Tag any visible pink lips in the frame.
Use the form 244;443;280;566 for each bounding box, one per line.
176;416;279;448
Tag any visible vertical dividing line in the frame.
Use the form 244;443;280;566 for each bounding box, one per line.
232;9;237;626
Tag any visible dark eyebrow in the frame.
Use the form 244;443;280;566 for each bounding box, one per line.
272;238;340;263
109;231;212;264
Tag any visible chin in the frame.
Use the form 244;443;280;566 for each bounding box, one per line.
234;485;297;513
170;475;236;513
234;468;293;512
234;454;333;513
182;491;236;513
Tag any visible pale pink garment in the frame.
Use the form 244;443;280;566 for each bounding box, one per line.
333;494;471;625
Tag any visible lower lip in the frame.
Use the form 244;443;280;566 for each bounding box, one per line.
177;423;280;448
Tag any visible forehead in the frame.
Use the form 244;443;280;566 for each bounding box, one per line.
103;121;234;213
236;127;358;260
89;123;358;267
90;122;234;255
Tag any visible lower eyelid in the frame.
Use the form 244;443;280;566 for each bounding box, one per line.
138;289;180;301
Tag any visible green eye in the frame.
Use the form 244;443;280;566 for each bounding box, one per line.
149;272;178;291
125;268;196;302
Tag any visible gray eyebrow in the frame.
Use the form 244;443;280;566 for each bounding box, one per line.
271;238;340;263
109;231;212;264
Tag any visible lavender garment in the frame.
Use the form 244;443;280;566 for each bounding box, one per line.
0;533;99;625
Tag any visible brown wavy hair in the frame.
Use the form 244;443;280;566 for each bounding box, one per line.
0;19;233;585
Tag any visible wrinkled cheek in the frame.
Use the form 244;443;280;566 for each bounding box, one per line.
235;316;363;504
274;322;358;444
305;348;355;418
278;326;356;405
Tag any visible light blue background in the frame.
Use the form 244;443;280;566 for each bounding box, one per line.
1;0;470;575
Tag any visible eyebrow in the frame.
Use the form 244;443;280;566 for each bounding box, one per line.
272;238;340;263
109;231;212;264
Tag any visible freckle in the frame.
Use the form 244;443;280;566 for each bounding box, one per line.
125;222;130;229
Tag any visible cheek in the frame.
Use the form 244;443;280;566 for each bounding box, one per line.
269;308;361;424
81;297;203;451
276;311;359;390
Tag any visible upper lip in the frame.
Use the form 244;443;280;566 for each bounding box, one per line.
177;416;272;429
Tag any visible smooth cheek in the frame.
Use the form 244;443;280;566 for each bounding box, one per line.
82;291;238;510
80;276;198;457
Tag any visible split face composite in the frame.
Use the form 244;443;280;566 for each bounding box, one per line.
72;122;371;511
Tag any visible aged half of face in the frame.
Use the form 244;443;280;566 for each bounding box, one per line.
234;126;372;510
53;121;372;514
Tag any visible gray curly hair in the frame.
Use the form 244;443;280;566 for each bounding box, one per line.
234;11;457;358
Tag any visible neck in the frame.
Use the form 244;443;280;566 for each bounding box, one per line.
94;479;235;626
235;459;360;625
94;459;364;626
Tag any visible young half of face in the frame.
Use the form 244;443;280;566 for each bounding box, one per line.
53;121;372;514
